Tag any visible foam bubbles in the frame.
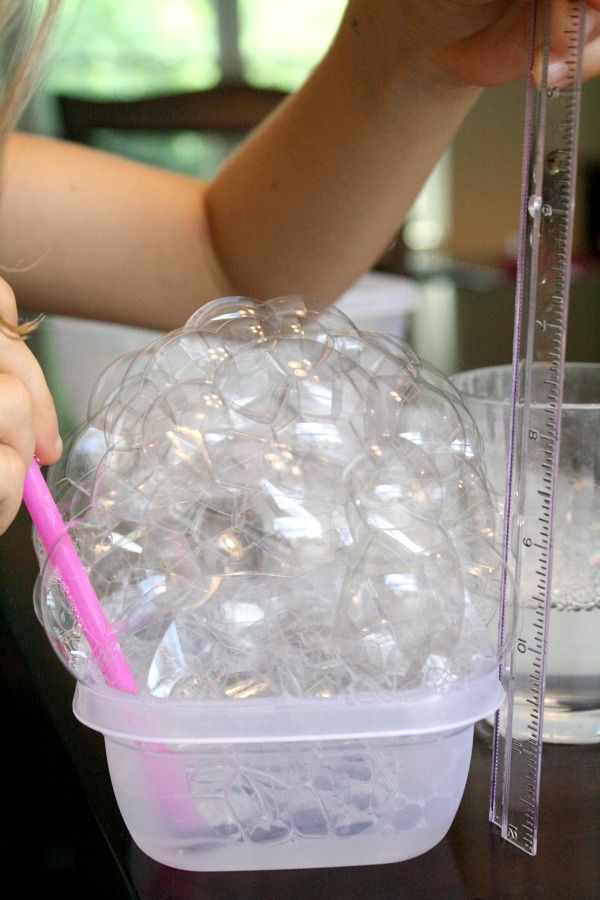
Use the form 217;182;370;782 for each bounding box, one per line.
35;296;507;698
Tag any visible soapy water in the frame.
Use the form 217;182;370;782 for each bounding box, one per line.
33;296;510;699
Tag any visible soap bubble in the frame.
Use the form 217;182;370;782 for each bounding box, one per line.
34;296;509;698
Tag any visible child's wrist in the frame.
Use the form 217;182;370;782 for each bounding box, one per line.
333;3;480;108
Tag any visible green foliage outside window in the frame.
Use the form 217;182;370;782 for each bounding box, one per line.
44;0;219;97
43;0;344;98
36;1;345;176
238;0;344;91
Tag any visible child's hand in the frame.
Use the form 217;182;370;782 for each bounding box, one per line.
0;278;61;534
348;0;600;88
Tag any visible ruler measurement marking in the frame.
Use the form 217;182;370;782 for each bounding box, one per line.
490;0;585;857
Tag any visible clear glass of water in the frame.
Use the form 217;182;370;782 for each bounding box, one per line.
452;363;600;744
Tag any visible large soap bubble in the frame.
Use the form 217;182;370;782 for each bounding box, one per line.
34;296;508;699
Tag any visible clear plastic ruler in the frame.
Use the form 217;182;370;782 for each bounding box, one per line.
489;0;586;855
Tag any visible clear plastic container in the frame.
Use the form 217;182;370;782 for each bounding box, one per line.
73;669;503;871
452;363;600;743
32;297;508;872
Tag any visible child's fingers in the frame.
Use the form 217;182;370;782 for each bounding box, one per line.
0;338;62;464
0;444;28;534
0;372;35;464
541;2;600;86
0;374;35;534
0;280;62;465
581;34;600;81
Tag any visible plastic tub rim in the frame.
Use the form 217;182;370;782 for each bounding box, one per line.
73;667;504;745
451;361;600;410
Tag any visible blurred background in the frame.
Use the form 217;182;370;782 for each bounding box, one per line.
19;0;600;436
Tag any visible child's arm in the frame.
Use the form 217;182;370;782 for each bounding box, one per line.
3;1;598;331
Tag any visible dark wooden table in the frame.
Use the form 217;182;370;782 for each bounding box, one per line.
1;505;598;900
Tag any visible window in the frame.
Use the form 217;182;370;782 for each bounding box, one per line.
44;0;345;98
33;0;345;176
44;0;220;99
31;0;448;252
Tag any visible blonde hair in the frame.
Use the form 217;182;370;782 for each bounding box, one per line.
0;0;59;340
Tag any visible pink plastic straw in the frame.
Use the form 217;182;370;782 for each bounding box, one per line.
24;461;204;834
23;459;138;694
